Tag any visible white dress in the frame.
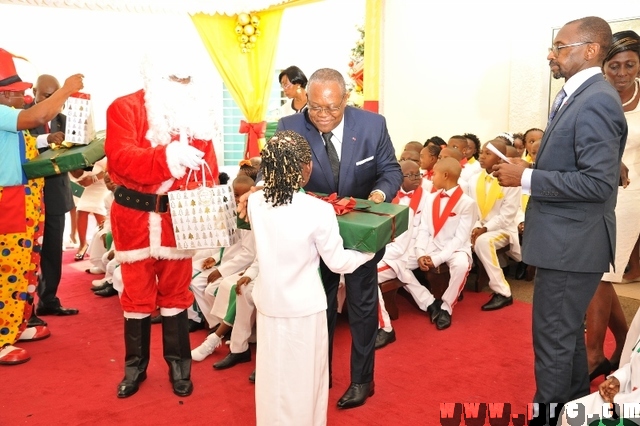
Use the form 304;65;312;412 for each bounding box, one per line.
75;157;110;216
603;100;640;282
247;190;373;426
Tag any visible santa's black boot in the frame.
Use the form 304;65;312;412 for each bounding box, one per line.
117;316;151;398
162;310;194;397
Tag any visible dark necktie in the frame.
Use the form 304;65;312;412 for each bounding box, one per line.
548;88;567;123
322;132;340;186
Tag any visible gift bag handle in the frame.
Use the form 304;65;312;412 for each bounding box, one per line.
184;162;214;188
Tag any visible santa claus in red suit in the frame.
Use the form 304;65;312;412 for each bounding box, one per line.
105;51;219;399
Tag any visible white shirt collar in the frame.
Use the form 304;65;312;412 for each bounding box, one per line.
562;66;601;99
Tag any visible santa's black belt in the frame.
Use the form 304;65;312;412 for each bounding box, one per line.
114;186;169;214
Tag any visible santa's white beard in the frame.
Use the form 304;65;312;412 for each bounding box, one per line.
144;78;216;147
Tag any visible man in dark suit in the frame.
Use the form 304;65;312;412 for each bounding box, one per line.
493;16;627;423
277;68;402;409
27;75;79;317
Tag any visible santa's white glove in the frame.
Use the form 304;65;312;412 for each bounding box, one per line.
165;142;205;179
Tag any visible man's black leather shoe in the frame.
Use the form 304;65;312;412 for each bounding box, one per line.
248;370;255;383
36;305;79;316
481;293;513;311
27;314;47;327
95;284;118;297
427;300;442;323
337;382;374;409
188;319;205;333
213;349;251;369
515;262;527;280
436;310;452;330
374;329;396;349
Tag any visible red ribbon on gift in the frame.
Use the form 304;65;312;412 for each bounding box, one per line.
307;192;356;216
70;92;91;99
239;120;266;159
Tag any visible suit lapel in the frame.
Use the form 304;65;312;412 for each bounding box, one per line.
537;74;602;165
339;108;357;194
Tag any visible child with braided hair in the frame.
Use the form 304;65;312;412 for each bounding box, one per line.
246;130;374;426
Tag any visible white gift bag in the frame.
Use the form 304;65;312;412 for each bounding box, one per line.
64;92;96;145
168;164;238;250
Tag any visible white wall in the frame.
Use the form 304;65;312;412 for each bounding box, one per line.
382;1;640;147
2;0;638;156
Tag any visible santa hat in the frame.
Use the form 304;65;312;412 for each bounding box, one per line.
0;49;32;92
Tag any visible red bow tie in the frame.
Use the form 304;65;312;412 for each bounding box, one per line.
424;170;434;179
439;191;449;198
397;191;414;199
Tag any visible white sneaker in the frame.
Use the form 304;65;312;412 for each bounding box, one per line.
191;333;221;361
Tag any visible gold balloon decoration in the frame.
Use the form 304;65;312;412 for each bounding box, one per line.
235;12;261;53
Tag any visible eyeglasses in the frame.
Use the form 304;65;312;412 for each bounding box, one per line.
548;41;592;56
402;173;422;180
307;97;346;116
281;82;292;90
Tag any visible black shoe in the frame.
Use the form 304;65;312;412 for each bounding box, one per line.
27;313;47;327
515;262;527;280
481;293;513;311
436;310;452;330
150;314;162;324
95;284;118;297
248;370;255;383
374;329;396;349
213;348;251;370
337;382;375;409
188;319;205;333
91;281;111;292
36;305;79;316
458;291;464;302
427;300;442;323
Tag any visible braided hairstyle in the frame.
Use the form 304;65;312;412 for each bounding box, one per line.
261;130;312;207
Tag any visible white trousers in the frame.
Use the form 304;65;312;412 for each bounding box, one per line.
230;281;256;353
256;310;328;426
190;268;221;328
377;257;435;312
473;230;511;297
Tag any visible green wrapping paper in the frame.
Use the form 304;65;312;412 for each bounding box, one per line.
336;200;409;253
22;131;106;179
237;194;409;253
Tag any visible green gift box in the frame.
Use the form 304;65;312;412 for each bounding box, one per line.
22;131;106;179
264;121;278;141
336;199;409;253
236;194;409;253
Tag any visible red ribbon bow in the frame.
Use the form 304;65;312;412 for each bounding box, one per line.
308;192;356;215
239;120;266;159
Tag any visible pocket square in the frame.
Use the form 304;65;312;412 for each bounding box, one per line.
356;156;374;166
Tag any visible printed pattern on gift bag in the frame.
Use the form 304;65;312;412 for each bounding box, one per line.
64;93;96;145
169;185;239;250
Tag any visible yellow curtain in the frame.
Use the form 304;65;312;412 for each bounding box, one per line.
191;10;283;123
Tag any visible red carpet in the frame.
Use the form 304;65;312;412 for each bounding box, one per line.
1;252;612;425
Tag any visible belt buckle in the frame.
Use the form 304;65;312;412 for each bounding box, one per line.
155;194;167;214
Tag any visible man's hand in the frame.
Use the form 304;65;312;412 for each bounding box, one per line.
201;257;215;270
107;250;115;261
78;175;95;187
46;131;65;145
620;161;630;188
207;269;222;284
62;74;84;94
518;221;525;234
368;190;384;204
235;276;251;295
237;185;262;220
598;376;620;403
492;163;526;187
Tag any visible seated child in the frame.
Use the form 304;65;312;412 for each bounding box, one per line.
415;158;477;330
522;128;544;162
467;139;521;311
189;174;257;361
447;135;479;182
399;149;420;165
419;144;440;192
375;159;430;347
438;147;469;193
